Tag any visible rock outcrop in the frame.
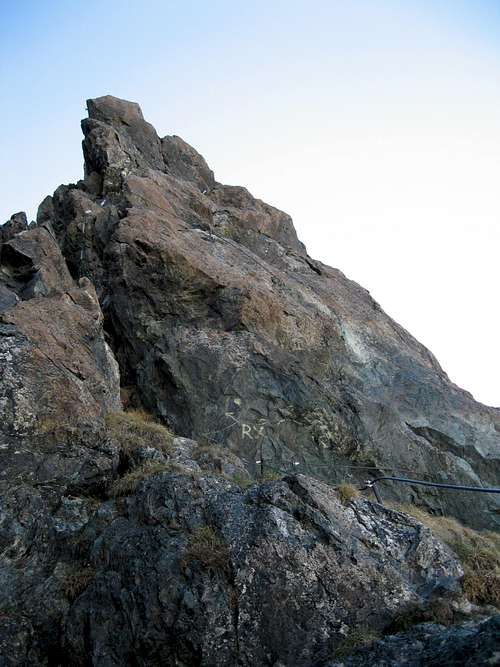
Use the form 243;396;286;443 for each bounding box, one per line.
37;94;499;528
0;217;122;663
0;221;121;435
329;615;500;667
0;423;484;666
58;472;471;666
0;95;499;665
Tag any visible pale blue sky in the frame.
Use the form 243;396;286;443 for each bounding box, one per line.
1;1;500;405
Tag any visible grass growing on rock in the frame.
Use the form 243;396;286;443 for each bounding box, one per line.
109;461;172;497
109;461;198;498
193;440;241;464
390;503;500;607
262;470;283;482
105;409;174;455
331;626;380;660
336;483;361;505
226;472;254;489
385;597;459;634
183;526;230;572
36;415;87;443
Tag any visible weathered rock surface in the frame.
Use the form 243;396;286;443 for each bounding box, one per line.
0;212;29;244
0;422;478;666
0;95;499;665
329;615;500;666
0;218;122;663
0;221;121;435
39;94;499;528
61;473;468;667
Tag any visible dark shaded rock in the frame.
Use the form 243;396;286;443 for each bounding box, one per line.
329;615;500;666
0;421;492;666
0;284;18;312
36;195;54;225
58;470;468;666
0;224;121;664
0;224;74;299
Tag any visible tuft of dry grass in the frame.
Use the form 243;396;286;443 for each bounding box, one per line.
385;597;457;634
262;470;283;482
226;472;254;489
108;462;172;497
332;626;380;660
389;503;500;608
105;410;174;455
62;567;95;601
109;460;199;498
36;415;81;442
161;461;199;476
183;526;230;572
336;483;361;505
193;441;241;464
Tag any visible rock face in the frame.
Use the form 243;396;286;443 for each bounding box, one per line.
0;95;499;665
0;216;122;664
0;221;121;435
329;615;500;667
0;212;30;243
39;94;498;528
60;473;467;667
0;427;479;666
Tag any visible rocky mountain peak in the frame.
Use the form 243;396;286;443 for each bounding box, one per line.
82;94;163;181
0;95;498;666
84;95;215;192
87;94;147;125
10;95;498;531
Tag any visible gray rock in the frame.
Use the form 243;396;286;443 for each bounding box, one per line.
31;468;473;665
47;95;499;528
161;134;215;192
329;615;500;666
0;224;73;299
0;95;499;665
0;284;18;312
36;195;54;225
0;211;28;243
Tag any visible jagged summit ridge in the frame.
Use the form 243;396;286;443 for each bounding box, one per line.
3;94;500;529
78;97;500;523
79;94;303;254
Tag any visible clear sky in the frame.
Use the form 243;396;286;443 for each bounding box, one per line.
1;1;500;406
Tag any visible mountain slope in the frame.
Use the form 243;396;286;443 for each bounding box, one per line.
34;94;500;528
0;95;499;665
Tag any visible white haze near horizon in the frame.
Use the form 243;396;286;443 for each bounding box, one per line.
1;1;499;406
